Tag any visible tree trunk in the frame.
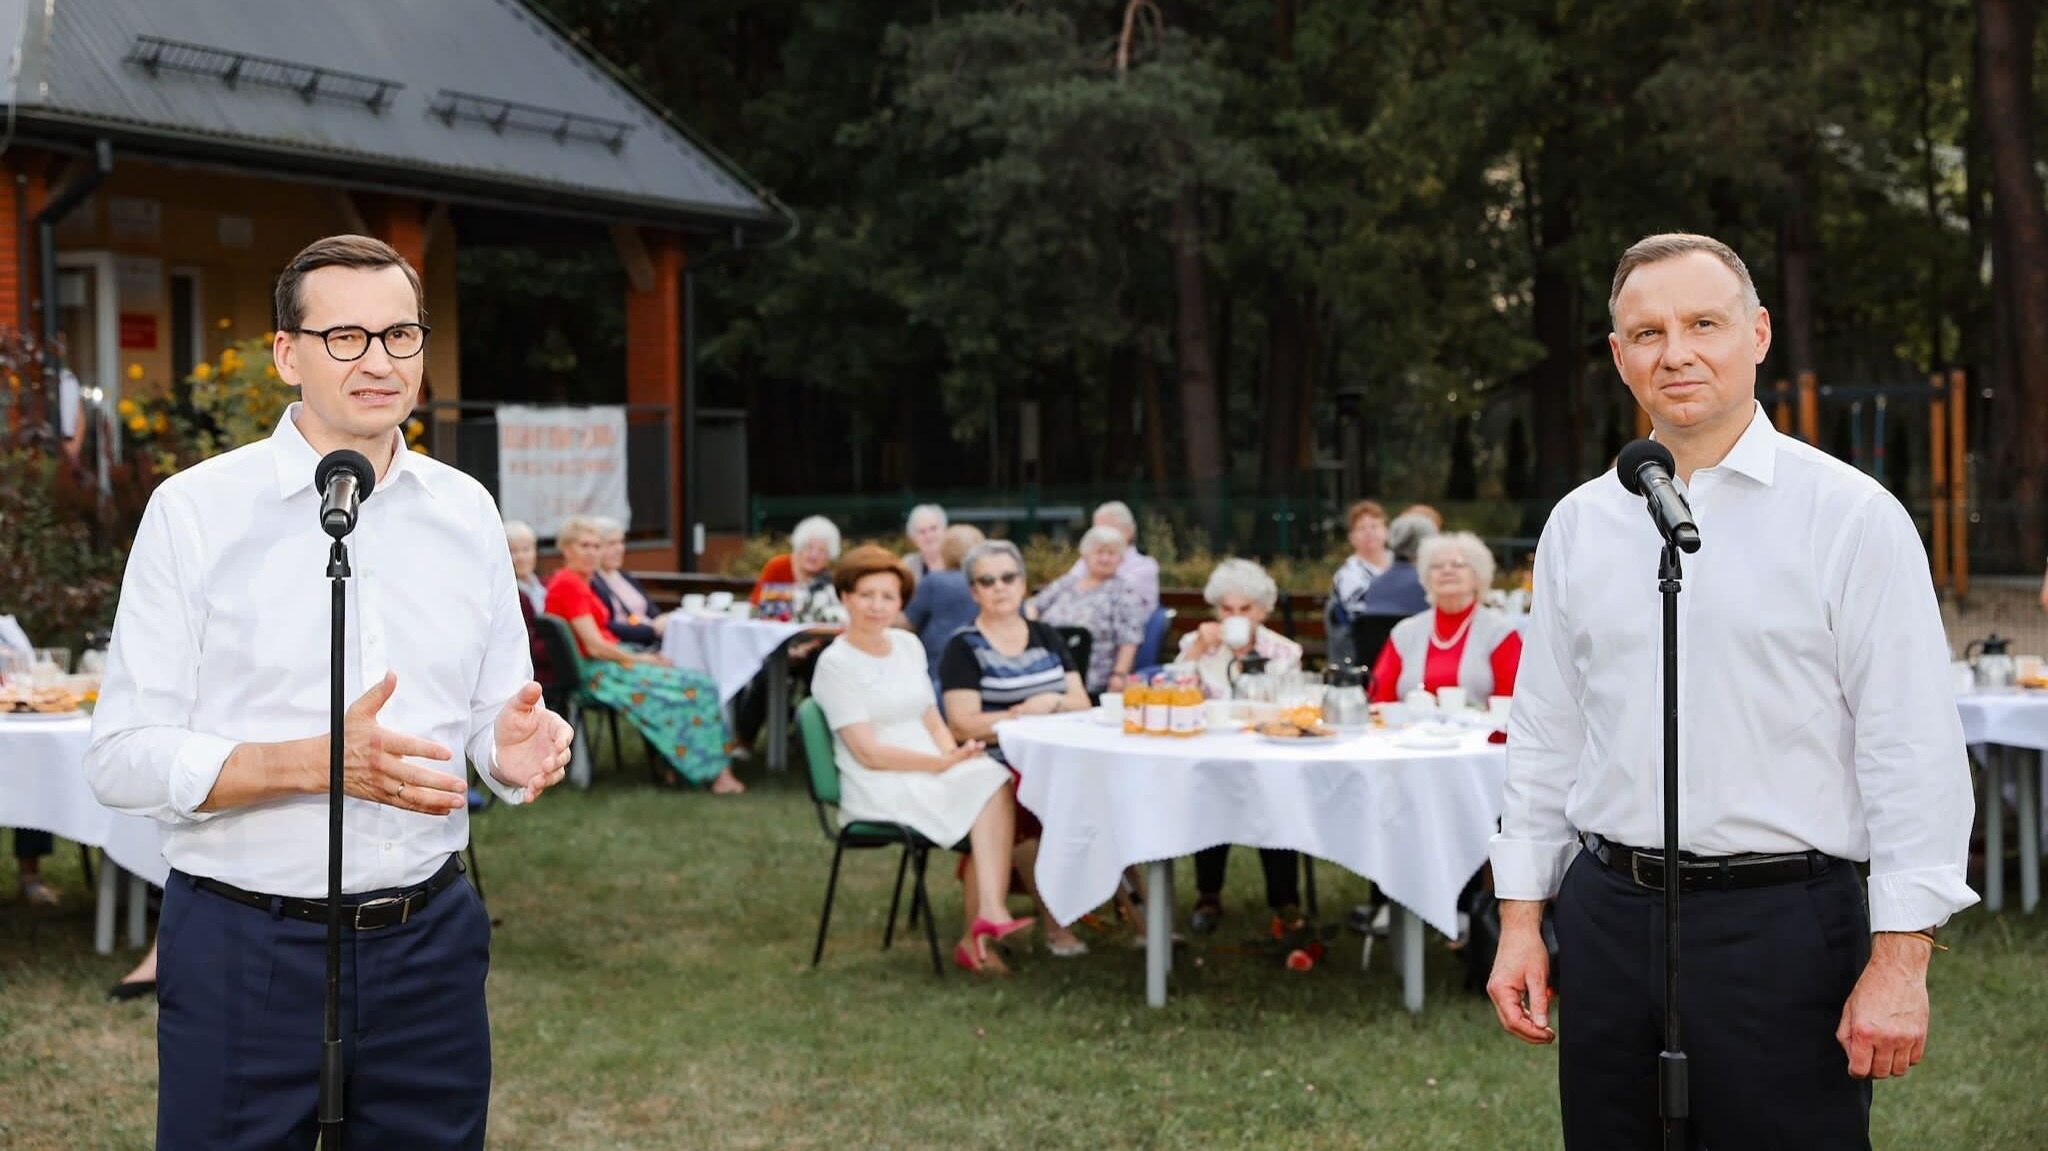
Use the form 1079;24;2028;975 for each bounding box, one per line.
1978;0;2048;567
1524;146;1581;531
1776;146;1818;381
1171;187;1226;521
1105;344;1136;483
1261;291;1308;489
1139;353;1170;490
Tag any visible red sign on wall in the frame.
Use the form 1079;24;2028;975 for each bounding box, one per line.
118;312;158;350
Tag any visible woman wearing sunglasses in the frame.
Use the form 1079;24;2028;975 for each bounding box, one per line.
940;540;1092;957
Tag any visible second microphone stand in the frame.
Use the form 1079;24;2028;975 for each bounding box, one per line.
1657;540;1688;1151
321;538;350;1149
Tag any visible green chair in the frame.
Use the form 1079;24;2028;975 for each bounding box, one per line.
797;696;948;976
534;612;629;785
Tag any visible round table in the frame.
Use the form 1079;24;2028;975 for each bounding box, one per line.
999;713;1507;1012
0;713;166;952
659;617;836;775
1956;689;2048;914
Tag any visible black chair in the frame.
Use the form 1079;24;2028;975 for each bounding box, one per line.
1052;625;1093;687
1349;613;1405;668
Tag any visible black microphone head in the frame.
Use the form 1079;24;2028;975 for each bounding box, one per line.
1615;439;1675;496
314;449;376;503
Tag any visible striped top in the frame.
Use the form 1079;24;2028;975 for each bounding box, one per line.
939;620;1075;711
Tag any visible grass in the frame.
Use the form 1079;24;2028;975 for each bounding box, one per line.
3;746;2045;1150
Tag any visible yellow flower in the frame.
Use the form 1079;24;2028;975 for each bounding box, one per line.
192;362;213;382
410;444;428;455
117;397;138;417
127;415;148;434
404;418;425;438
263;331;276;343
216;316;232;330
264;364;279;379
152;413;170;433
125;363;145;381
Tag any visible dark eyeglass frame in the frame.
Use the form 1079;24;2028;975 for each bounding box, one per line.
971;571;1024;589
293;323;433;362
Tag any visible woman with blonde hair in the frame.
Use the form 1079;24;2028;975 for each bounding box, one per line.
545;515;741;793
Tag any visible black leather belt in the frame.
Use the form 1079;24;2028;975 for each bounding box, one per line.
1581;833;1834;893
191;854;465;930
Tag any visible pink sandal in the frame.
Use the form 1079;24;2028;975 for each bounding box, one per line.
970;915;1036;962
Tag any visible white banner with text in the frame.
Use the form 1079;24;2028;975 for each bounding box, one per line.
496;405;631;538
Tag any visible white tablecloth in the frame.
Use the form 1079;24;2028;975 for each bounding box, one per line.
0;714;167;885
659;616;813;704
1000;714;1507;938
1957;689;2048;751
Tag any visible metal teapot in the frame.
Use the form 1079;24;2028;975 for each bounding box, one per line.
1966;633;2016;688
1321;662;1372;728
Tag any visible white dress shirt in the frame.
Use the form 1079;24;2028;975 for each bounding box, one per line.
1490;403;1977;932
86;406;533;896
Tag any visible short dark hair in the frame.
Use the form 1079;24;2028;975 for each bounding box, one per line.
275;234;424;332
834;544;916;602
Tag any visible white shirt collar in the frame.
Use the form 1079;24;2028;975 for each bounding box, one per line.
1648;401;1778;488
269;403;433;502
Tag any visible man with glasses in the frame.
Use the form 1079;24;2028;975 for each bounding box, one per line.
88;234;573;1149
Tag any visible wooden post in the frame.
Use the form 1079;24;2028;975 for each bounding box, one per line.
1949;367;1968;598
1772;378;1792;433
1797;370;1820;444
1929;373;1949;590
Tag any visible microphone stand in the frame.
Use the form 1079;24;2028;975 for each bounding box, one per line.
1658;539;1688;1151
321;538;350;1149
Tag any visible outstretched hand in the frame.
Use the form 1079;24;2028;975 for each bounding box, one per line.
491;681;574;801
342;672;463;814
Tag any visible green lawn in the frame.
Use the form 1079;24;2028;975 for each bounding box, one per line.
3;751;2044;1150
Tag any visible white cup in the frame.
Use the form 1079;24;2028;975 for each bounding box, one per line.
1436;686;1468;712
1403;689;1437;713
1488;695;1513;719
1098;693;1124;725
706;591;734;610
1204;700;1235;728
1221;615;1254;649
683;593;707;613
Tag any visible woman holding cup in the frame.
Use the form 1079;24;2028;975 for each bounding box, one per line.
1367;531;1522;708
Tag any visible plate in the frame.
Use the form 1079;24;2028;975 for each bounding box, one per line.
0;709;86;723
1255;731;1343;746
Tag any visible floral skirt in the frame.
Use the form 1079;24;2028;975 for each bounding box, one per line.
584;662;730;786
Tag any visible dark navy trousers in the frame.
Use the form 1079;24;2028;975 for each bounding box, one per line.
156;864;493;1150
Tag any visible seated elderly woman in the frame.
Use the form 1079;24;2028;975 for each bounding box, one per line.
590;516;665;649
940;539;1094;957
901;503;949;577
810;545;1035;974
903;524;985;681
545;515;742;793
1368;530;1521;704
505;519;549;615
1176;558;1307;935
1026;525;1146;696
1063;500;1160;615
736;515;846;753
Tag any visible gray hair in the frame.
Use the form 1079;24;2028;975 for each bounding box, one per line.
1092;500;1138;539
1386;511;1438;562
962;539;1025;583
790;515;842;558
1079;525;1128;557
502;519;536;546
556;515;603;547
1609;232;1760;327
591;515;627;542
1203;558;1278;611
1417;531;1496;604
906;503;948;533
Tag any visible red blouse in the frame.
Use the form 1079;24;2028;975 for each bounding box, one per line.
545;569;619;656
1367;602;1522;703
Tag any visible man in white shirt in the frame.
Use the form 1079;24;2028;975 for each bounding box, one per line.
1486;233;1975;1149
87;235;572;1150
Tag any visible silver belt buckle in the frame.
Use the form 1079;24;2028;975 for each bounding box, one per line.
353;894;409;929
1630;851;1663;890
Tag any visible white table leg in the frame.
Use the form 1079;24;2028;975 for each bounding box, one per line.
1984;749;2005;913
1146;859;1173;1008
766;647;791;774
2018;749;2040;914
1397;904;1424;1014
126;871;148;948
95;853;117;956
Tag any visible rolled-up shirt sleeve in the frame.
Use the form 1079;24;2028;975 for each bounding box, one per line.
85;489;237;824
1490;513;1586;901
467;495;539;805
1832;495;1978;930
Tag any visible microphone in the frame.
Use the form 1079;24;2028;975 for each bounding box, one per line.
1615;439;1701;554
314;450;376;540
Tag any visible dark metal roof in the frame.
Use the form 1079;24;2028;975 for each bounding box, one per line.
0;0;788;232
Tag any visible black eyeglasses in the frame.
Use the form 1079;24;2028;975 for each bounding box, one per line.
293;323;431;362
972;571;1023;589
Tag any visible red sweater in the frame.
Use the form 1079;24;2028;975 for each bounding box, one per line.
1368;603;1522;703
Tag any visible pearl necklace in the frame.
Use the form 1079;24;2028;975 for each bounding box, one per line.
1429;608;1476;650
